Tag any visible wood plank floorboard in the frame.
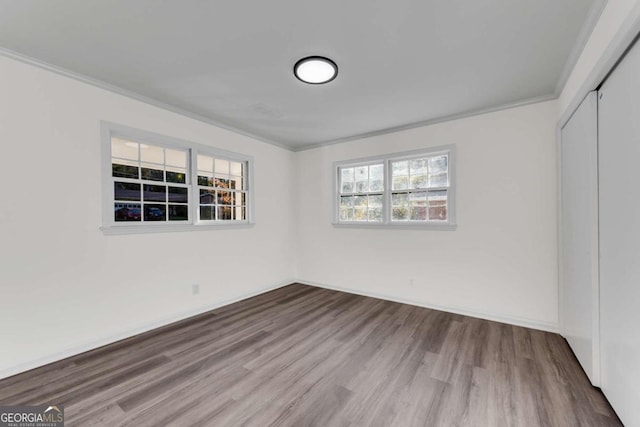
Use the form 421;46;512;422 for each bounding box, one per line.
0;284;621;426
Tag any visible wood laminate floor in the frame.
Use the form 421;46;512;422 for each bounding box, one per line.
0;284;621;426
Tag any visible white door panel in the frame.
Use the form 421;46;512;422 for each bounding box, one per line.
598;36;640;427
560;91;599;386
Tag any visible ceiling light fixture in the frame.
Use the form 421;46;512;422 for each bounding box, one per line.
294;56;338;84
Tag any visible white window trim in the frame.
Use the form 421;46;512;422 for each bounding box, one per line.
332;145;457;230
100;122;255;235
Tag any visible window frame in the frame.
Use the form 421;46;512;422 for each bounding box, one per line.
333;145;457;230
100;122;254;235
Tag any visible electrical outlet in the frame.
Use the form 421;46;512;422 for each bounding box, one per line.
192;284;200;295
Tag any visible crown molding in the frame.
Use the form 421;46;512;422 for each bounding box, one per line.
554;0;608;95
293;94;557;152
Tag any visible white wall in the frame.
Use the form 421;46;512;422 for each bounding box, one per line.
295;101;559;330
0;55;296;379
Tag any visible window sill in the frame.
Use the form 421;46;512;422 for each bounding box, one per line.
100;222;255;235
332;222;457;231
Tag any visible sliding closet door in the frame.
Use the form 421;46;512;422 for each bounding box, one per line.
598;38;640;427
560;91;599;385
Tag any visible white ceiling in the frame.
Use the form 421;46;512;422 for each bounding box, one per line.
0;0;604;150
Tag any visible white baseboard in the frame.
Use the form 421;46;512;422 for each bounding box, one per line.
296;279;559;333
0;279;294;381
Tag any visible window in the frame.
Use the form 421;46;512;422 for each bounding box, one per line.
102;123;252;234
111;138;189;223
334;146;456;229
339;163;384;222
196;154;247;221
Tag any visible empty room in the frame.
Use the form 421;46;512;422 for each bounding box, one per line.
1;1;639;426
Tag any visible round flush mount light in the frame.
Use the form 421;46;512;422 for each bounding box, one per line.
294;56;338;84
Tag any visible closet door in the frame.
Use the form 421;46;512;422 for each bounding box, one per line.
598;38;640;427
560;91;599;385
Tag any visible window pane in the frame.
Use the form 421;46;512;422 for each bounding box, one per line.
409;191;427;206
198;175;213;187
428;190;448;221
140;144;164;164
410;206;427;221
111;138;139;160
341;168;354;183
165;149;187;168
215;159;230;175
410;174;427;189
368;208;382;222
230;176;242;190
392;206;409;221
369;164;383;180
340;207;353;221
408;192;427;221
168;186;188;203
143;184;166;202
144;204;166;221
340;167;355;193
429;172;448;188
215;177;231;189
340;196;354;208
218;191;233;205
410;158;427;175
355;165;369;192
429;155;448;174
355;180;369;192
392;193;408;206
392;175;409;190
197;155;213;173
218;206;232;220
392;160;408;176
241;193;247;206
392;191;409;221
354;195;367;207
112;162;139;179
368;195;383;207
230;162;243;176
168;204;189;221
369;180;383;192
429;205;447;220
114;204;141;222
355;166;368;182
230;205;241;220
141;165;164;182
354;207;367;221
341;181;354;193
114;182;140;201
199;189;215;205
200;206;214;221
166;169;186;184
